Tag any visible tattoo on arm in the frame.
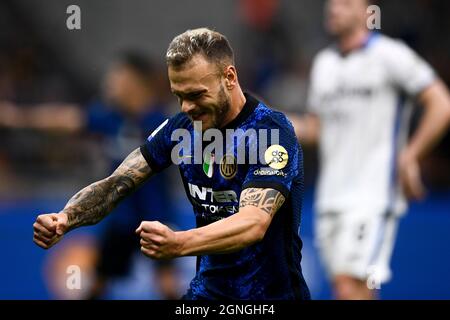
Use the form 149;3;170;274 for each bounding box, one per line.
63;148;152;230
239;188;285;217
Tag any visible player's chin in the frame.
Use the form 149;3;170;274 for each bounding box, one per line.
201;122;214;132
199;117;215;131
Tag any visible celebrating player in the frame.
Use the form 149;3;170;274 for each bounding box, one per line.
291;0;450;299
33;28;311;300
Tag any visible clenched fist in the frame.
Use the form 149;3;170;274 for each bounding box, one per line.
136;221;182;260
33;213;69;249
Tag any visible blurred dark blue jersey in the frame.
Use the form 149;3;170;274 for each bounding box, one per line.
86;100;168;167
86;100;173;229
140;93;310;300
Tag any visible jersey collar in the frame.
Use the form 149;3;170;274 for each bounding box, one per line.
334;31;380;57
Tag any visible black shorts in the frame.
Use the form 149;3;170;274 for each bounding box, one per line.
96;225;173;278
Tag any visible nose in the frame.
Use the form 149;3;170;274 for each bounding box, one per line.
181;100;196;114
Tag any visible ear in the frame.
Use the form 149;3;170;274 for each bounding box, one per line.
223;65;238;90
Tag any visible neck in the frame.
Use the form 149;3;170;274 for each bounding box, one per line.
220;87;246;128
337;27;370;54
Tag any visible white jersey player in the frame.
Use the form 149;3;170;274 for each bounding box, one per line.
291;0;450;299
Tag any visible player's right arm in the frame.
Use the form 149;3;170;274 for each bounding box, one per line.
385;40;450;200
33;147;153;249
398;80;450;200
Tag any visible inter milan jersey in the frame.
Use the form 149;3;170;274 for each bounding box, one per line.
140;93;310;300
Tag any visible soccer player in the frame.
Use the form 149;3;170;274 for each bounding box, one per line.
290;0;450;299
33;28;311;300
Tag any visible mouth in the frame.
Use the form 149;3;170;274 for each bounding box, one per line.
190;111;209;122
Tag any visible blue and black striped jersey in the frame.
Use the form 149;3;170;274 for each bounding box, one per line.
140;93;310;300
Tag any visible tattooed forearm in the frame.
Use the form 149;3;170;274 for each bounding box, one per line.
62;148;152;230
239;188;285;217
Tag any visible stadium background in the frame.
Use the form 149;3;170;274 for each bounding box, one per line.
0;0;449;299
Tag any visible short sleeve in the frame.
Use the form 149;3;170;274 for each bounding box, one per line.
140;113;189;173
385;40;436;96
242;114;302;199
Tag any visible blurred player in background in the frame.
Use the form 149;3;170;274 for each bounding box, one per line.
291;0;450;299
1;52;179;299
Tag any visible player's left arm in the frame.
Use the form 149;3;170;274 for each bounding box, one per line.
136;187;284;259
399;80;450;199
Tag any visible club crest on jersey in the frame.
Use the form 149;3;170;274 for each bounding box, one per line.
203;152;215;178
264;145;288;169
220;154;237;180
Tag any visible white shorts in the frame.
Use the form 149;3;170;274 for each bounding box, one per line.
314;209;399;285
